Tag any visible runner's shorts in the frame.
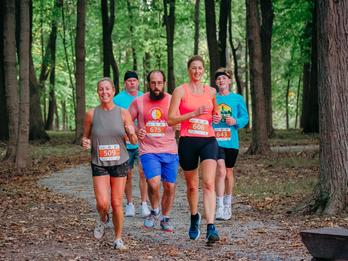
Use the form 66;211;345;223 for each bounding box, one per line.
178;136;218;171
91;161;129;178
127;148;139;169
140;153;179;183
217;147;239;168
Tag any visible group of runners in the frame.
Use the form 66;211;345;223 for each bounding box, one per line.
82;55;249;250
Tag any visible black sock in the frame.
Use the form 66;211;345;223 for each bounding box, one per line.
207;223;215;230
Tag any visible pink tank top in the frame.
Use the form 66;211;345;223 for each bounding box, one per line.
179;84;215;137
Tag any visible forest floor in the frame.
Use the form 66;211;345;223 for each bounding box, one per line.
0;130;347;261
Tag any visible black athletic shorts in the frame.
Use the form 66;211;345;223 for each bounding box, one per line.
217;147;239;168
91;161;129;178
178;136;218;171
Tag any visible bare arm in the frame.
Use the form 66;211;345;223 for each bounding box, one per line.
81;109;94;149
121;108;138;144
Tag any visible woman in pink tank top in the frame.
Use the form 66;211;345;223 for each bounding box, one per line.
168;55;222;244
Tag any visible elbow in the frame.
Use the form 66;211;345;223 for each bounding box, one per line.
167;117;175;126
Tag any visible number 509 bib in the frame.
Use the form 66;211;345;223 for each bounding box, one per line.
98;144;120;161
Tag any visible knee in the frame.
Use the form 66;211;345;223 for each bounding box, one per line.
96;199;109;212
187;185;197;195
202;181;215;192
163;184;176;197
111;200;122;211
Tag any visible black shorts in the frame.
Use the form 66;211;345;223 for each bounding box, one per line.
217;147;239;168
91;161;129;178
178;136;218;171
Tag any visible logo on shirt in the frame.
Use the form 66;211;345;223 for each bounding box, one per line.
151;108;162;120
218;103;232;123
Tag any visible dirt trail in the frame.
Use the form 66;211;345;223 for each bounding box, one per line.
39;164;311;261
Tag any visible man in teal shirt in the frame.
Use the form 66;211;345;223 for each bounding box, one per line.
113;71;150;218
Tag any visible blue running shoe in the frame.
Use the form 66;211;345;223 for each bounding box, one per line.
144;210;159;228
206;224;220;243
188;213;201;240
160;217;174;232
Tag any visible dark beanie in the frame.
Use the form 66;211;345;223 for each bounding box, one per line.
124;71;138;81
214;70;231;80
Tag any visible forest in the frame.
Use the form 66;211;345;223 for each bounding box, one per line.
0;0;347;258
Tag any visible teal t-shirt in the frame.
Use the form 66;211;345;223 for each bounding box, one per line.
113;90;144;150
213;93;249;149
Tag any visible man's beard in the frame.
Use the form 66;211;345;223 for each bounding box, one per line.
150;89;165;100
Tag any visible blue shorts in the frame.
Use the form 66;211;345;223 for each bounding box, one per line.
127;148;139;169
140;153;179;183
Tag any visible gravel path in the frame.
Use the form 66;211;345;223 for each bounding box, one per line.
39;162;311;261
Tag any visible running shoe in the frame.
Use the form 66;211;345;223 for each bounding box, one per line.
160;217;174;232
215;206;225;220
206;224;220;243
144;210;159;228
94;219;106;239
140;203;151;218
113;239;127;250
125;203;135;217
188;213;201;240
223;206;232;220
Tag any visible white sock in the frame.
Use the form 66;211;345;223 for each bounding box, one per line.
217;196;224;208
224;194;233;207
141;202;148;206
153;208;160;216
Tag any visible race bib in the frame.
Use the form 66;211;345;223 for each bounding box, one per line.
145;121;167;137
215;128;231;141
188;118;209;136
98;144;120;161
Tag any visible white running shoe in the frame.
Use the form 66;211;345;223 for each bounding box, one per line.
140;203;151;218
216;206;225;220
223;206;232;220
113;239;127;250
94;219;106;239
125;203;135;217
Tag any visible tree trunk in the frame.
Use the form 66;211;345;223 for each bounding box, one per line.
302;3;319;133
246;0;270;154
101;0;119;91
62;100;66;130
204;0;219;87
193;0;200;55
163;0;175;94
300;62;310;129
229;12;242;95
260;0;274;137
244;18;250;129
3;0;18;161
285;79;290;130
0;0;9;141
29;0;48;141
126;0;137;71
15;0;30;169
218;0;231;67
310;0;348;215
295;75;301;129
74;0;86;144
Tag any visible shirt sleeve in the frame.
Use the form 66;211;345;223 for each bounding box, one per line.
235;96;249;129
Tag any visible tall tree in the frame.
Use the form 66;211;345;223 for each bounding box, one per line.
15;0;30;169
204;0;219;87
163;0;175;94
218;0;231;67
0;0;9;140
229;13;242;95
126;0;137;71
74;0;86;144
29;0;49;141
193;0;200;55
306;0;348;215
246;0;270;154
101;0;120;91
260;0;274;137
3;0;18;161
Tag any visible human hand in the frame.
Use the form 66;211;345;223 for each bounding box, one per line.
82;137;91;150
225;116;236;126
194;105;209;116
137;128;146;140
212;113;222;124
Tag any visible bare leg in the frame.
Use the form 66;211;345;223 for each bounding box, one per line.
125;169;133;204
161;181;176;216
216;159;227;197
110;176;127;239
201;159;217;224
93;175;111;222
184;169;199;215
146;176;161;210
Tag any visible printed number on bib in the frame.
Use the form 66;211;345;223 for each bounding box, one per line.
188;118;209;136
145;121;167;137
99;144;120;161
215;128;231;141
